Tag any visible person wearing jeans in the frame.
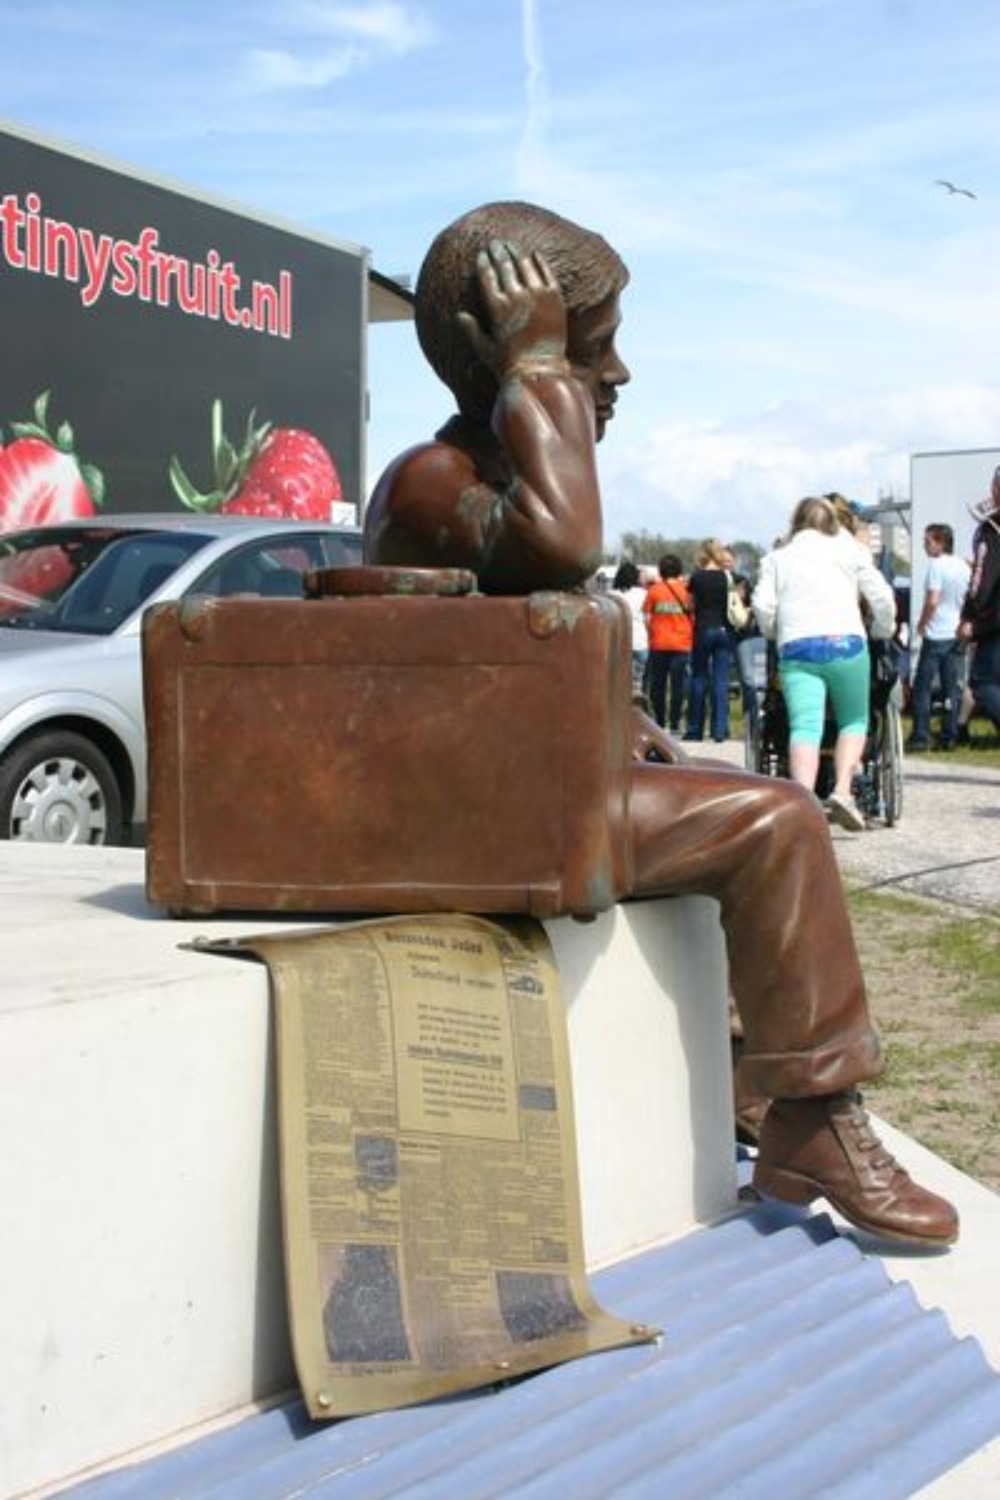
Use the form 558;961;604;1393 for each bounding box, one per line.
908;523;970;751
643;553;692;730
684;539;734;743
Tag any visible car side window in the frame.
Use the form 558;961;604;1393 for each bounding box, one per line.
57;534;203;632
189;535;330;599
319;531;364;567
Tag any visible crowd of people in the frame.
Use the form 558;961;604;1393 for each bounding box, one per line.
611;476;1000;833
612;539;754;746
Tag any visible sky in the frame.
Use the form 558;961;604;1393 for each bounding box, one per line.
3;0;999;549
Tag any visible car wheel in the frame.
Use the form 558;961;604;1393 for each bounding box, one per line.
0;731;124;845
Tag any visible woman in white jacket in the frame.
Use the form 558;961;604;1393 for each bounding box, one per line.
752;496;896;830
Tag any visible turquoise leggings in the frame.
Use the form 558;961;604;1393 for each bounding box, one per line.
779;651;870;747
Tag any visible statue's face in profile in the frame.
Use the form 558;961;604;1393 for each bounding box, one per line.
565;290;631;441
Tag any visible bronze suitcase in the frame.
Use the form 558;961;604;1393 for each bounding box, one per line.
143;571;634;919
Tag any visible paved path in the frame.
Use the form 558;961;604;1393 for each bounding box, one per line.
685;739;1000;914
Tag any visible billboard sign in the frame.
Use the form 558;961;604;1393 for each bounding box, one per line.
0;124;367;527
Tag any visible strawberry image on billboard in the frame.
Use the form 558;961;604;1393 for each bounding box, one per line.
0;123;367;522
170;400;342;520
0;390;103;530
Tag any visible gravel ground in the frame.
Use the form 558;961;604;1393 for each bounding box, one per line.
825;754;999;913
685;738;1000;914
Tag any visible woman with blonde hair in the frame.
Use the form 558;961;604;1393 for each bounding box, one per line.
683;537;735;742
752;496;896;830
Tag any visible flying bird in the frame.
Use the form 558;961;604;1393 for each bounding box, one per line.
935;178;977;199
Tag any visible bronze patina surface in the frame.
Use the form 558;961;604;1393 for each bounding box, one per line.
361;200;957;1248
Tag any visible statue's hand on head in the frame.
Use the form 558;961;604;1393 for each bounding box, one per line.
456;240;570;380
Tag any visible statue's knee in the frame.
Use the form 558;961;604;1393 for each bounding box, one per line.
755;774;824;834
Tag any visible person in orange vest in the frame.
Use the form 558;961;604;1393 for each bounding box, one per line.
642;553;693;731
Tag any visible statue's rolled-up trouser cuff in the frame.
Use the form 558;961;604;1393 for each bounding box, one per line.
736;1025;882;1104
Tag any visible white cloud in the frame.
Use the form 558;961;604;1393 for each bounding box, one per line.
296;1;432;51
245;1;431;92
245;46;363;89
599;384;1000;548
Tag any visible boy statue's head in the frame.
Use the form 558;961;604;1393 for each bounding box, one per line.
415;200;629;423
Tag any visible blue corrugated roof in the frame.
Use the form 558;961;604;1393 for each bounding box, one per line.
57;1202;1000;1500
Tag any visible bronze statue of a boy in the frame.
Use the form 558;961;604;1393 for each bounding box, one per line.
364;201;957;1247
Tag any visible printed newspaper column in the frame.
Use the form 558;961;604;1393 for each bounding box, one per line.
195;914;657;1417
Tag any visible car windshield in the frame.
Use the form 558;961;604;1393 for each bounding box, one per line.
0;526;208;635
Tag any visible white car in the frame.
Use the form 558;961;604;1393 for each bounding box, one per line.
0;513;362;844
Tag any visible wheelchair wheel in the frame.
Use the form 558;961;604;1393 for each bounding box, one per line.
752;687;790;778
881;695;904;826
752;724;789;778
744;713;759;772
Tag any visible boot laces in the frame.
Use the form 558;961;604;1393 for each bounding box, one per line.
839;1092;902;1174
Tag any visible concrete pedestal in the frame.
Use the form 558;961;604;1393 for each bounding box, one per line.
1;844;732;1499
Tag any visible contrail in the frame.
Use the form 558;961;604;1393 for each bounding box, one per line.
519;0;549;174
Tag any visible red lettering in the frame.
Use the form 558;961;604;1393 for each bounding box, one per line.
174;259;206;316
42;218;78;280
24;191;41;271
218;260;241;324
0;194;25;269
0;191;293;340
134;226;159;302
154;251;181;308
110;240;137;296
78;229;112;307
252;280;279;335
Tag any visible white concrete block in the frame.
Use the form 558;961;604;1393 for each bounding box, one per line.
551;899;733;1266
0;844;732;1498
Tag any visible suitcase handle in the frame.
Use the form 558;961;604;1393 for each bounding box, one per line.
303;565;479;598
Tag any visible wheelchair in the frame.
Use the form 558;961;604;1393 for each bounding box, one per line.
743;637;904;827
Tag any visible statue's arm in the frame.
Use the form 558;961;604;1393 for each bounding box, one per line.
364;243;603;593
484;365;603;590
470;242;603;588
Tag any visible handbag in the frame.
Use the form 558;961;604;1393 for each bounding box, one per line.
725;571;750;632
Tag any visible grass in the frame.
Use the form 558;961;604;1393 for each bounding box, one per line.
845;885;1000;1188
950;738;1000;769
847;887;1000;1006
900;707;1000;769
848;886;1000;1015
930;919;1000;1014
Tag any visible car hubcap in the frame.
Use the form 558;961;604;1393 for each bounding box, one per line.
10;757;108;844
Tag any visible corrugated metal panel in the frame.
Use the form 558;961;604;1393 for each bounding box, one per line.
57;1204;1000;1500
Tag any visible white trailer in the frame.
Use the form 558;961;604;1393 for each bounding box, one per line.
909;446;999;628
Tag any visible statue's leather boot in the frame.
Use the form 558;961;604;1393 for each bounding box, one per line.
753;1090;959;1246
